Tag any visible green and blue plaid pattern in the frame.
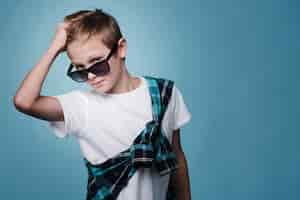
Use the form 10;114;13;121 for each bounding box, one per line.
83;75;178;200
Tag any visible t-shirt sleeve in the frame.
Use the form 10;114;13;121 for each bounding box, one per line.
170;85;192;131
48;90;87;139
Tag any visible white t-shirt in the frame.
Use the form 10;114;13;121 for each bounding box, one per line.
48;75;192;200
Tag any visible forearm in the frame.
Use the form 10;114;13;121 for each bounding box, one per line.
170;151;192;200
14;45;60;109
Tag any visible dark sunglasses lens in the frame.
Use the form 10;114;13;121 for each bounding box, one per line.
69;71;88;82
89;61;110;76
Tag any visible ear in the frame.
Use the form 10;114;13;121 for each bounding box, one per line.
117;37;127;59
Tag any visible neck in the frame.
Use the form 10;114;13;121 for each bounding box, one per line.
108;64;140;94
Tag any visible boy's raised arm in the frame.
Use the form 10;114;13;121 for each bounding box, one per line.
13;22;70;122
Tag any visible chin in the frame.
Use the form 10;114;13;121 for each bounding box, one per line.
93;83;112;94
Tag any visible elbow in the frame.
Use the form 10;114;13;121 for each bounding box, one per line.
13;95;32;112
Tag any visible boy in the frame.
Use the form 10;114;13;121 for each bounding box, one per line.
13;8;192;200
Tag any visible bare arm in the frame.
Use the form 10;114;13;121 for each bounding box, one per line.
170;128;192;200
13;22;70;121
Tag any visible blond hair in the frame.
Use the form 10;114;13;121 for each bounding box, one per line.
64;8;123;49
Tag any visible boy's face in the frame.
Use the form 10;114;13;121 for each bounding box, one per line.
66;33;127;94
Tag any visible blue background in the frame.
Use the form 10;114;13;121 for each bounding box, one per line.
2;0;299;199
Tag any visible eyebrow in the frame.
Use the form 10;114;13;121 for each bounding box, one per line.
72;55;105;68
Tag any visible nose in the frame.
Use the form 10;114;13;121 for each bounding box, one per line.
87;72;96;80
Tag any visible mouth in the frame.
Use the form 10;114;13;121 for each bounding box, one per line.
91;80;105;87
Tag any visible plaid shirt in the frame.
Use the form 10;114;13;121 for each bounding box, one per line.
83;75;178;200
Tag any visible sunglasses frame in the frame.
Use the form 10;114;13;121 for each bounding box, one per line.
67;42;119;82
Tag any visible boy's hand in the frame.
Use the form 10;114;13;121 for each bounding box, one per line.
49;22;71;53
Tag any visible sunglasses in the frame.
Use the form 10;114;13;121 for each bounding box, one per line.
67;42;119;82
